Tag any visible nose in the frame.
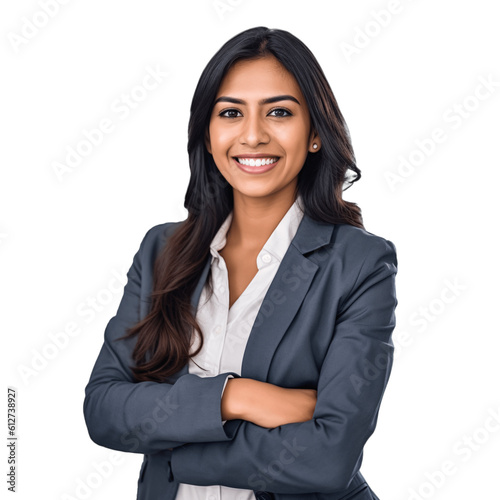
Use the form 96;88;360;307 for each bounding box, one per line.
239;111;270;147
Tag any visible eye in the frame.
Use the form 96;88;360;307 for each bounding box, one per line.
218;108;242;118
268;107;293;118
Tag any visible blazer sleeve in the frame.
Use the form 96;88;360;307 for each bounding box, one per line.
169;237;398;494
83;224;241;454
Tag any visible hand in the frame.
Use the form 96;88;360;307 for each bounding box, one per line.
221;378;317;428
247;385;317;428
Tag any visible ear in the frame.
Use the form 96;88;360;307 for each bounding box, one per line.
205;128;212;154
309;129;321;153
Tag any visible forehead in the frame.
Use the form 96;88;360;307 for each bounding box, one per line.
215;56;303;99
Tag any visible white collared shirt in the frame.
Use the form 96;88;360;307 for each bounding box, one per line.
175;195;305;500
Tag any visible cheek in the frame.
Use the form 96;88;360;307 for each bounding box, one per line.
277;123;309;148
209;125;233;152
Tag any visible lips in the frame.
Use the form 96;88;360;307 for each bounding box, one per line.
233;156;279;174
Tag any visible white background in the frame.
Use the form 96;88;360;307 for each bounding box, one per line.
2;1;499;499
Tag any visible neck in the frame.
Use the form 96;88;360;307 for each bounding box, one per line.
227;186;298;251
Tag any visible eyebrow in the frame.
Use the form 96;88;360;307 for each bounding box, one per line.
213;94;301;106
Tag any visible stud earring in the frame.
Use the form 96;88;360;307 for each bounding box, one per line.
313;143;318;150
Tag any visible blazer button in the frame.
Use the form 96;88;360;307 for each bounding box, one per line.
255;491;274;500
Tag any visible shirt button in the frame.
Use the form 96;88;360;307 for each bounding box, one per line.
261;253;272;264
218;285;226;294
214;325;223;335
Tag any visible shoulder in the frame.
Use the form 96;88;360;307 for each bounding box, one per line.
140;220;183;245
333;223;397;255
328;223;398;275
135;220;185;262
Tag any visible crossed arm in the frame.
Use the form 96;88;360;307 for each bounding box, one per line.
170;262;397;493
84;226;316;451
83;225;397;494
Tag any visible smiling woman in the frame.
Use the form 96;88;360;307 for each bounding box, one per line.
83;26;397;500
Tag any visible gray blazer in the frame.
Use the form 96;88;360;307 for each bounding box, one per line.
83;212;398;500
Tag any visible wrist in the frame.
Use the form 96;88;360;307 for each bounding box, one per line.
221;377;248;421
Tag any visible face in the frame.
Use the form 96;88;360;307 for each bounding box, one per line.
205;55;321;204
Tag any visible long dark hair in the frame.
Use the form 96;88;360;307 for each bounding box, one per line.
118;26;364;382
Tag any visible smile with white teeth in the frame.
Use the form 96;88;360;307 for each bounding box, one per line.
236;157;278;167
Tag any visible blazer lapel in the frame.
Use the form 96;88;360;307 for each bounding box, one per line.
190;213;335;382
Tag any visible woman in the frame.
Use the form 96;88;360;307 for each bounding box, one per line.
83;26;398;500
